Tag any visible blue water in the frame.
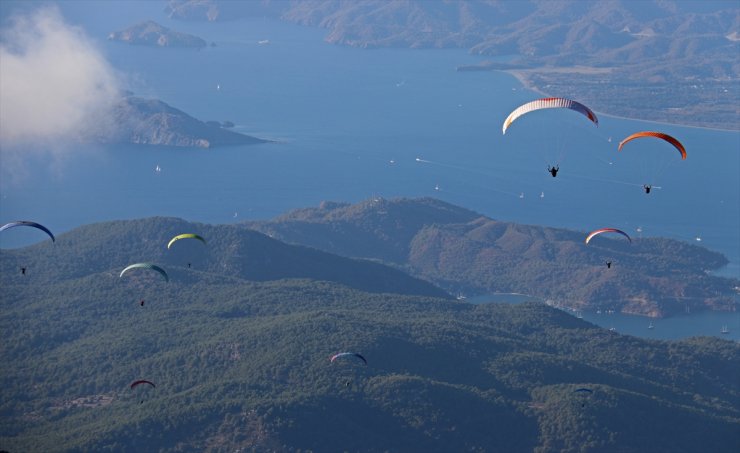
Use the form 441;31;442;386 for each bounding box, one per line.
468;293;740;341
1;5;738;281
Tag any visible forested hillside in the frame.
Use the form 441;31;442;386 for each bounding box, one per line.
1;216;739;452
247;197;739;317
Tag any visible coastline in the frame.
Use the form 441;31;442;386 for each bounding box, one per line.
501;69;740;133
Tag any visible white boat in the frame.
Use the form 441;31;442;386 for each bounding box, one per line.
721;325;729;334
648;321;654;329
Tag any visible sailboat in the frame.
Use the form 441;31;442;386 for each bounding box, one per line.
648;321;654;329
721;325;729;334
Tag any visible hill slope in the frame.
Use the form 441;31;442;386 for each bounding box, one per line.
0;217;449;299
0;264;738;451
246;197;739;317
1;215;739;451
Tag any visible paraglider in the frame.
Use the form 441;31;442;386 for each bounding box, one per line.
120;263;169;282
502;97;598;135
585;228;632;245
167;233;206;249
573;387;593;408
130;380;155;404
617;131;686;160
0;221;55;243
331;353;366;389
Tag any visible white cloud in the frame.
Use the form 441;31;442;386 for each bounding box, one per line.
0;6;121;149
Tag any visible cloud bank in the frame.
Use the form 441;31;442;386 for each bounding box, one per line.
0;6;121;149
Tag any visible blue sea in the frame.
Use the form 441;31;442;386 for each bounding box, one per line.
1;2;738;339
469;294;739;342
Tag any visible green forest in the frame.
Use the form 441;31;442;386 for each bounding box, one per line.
1;215;739;452
247;197;739;317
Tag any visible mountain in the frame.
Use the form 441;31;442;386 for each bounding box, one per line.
164;0;740;130
108;20;208;48
1;225;738;451
245;197;739;317
102;96;267;148
0;217;447;299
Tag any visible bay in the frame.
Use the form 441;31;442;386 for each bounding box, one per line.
468;293;740;341
1;5;738;282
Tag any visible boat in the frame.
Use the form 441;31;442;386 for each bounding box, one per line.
648;321;654;329
721;325;729;334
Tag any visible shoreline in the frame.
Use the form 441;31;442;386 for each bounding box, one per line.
501;69;740;134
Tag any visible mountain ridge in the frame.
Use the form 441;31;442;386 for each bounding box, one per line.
245;197;738;317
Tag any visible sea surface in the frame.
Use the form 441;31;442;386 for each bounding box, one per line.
468;293;739;341
1;3;738;337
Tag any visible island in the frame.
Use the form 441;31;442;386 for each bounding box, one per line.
103;96;267;148
108;20;208;48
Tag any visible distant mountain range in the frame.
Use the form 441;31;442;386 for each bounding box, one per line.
1;213;738;451
165;0;740;130
245;197;739;317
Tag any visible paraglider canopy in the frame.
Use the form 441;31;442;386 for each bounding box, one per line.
330;352;367;365
0;221;55;242
120;263;169;282
167;233;206;249
618;131;686;160
585;228;632;245
502;97;598;135
130;380;155;389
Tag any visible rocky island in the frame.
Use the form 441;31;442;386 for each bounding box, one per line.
108;20;208;48
102;96;266;148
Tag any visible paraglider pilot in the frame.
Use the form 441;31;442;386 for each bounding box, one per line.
547;165;559;177
140;300;145;307
643;184;651;194
606;261;612;269
20;267;26;275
